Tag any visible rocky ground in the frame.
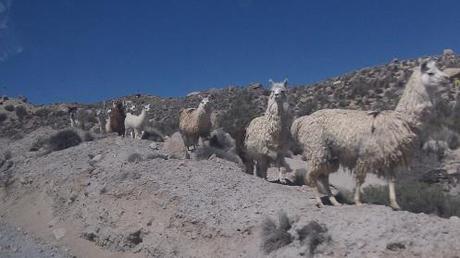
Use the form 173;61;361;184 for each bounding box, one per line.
1;128;460;257
2;50;460;257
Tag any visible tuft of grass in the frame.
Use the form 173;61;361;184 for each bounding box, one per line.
261;211;292;254
296;221;330;256
48;129;82;151
127;153;143;163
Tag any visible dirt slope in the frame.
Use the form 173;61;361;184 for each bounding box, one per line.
1;130;460;257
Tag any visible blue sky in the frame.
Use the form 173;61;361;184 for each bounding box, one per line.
0;0;459;104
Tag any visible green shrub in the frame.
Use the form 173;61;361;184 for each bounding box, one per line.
48;129;82;151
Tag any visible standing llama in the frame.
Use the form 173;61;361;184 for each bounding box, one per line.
125;104;151;139
67;106;79;128
291;61;450;209
108;101;126;136
244;79;292;182
179;96;212;151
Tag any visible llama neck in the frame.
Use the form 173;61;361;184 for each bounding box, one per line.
197;105;210;118
139;109;146;119
395;70;433;130
265;98;288;135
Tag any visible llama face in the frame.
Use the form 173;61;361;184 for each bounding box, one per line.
269;79;288;103
420;61;449;95
199;97;211;110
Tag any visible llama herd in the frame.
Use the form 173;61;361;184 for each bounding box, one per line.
68;60;452;210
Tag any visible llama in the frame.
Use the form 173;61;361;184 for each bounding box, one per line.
179;96;212;151
105;109;112;133
244;79;292;182
67;106;79;128
124;104;151;139
291;60;450;209
108;101;126;136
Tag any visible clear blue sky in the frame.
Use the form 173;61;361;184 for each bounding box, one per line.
0;0;459;104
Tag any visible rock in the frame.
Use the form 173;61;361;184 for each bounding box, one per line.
48;218;58;228
443;49;455;56
52;228;66;240
92;154;103;162
187;91;201;97
248;83;263;90
386;242;405;251
162;132;187;159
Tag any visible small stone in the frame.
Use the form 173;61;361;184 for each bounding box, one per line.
48;218;58;228
92;154;103;162
53;228;66;240
386;242;405;251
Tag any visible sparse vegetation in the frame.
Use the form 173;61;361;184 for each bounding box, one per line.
47;129;82;151
15;105;28;120
127;153;143;163
296;221;330;256
261;212;292;254
4;105;14;112
34;108;50;117
0;113;7;123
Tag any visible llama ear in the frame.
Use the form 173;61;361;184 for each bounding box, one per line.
283;78;288;87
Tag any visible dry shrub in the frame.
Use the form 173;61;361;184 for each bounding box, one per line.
261;212;292;254
48;129;82;151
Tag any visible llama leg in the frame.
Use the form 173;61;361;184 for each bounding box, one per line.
354;172;366;206
277;157;292;184
354;178;364;206
307;168;324;207
388;175;401;210
319;174;341;206
256;158;269;179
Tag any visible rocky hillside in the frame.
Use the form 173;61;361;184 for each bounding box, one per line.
2;50;460;138
2;50;460;257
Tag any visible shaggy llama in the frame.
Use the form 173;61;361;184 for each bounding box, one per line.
108;101;126;136
244;79;292;181
179;96;213;151
125;104;151;139
291;61;449;209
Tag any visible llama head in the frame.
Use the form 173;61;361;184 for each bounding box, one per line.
269;79;288;104
114;101;124;110
199;96;211;111
420;60;449;96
